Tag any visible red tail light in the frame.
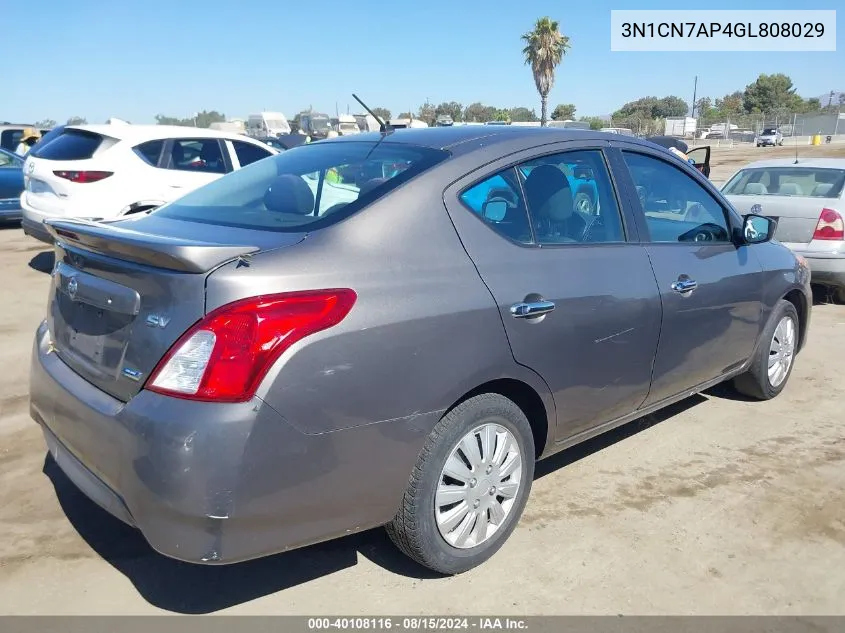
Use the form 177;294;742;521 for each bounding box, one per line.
146;289;357;403
53;170;113;183
812;208;844;241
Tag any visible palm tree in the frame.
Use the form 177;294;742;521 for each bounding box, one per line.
522;17;570;126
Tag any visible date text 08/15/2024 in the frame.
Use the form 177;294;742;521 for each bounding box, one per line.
307;618;528;630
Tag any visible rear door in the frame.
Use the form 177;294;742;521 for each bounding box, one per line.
160;138;231;199
443;141;662;442
612;143;763;406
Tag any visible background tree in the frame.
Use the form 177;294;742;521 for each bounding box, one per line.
493;108;511;122
434;101;463;122
521;16;570;126
463;102;497;122
34;119;57;129
66;116;87;125
714;91;744;119
614;96;688;120
417;100;436;125
551;103;576;120
578;116;605;130
397;111;415;120
154;110;225;127
509;106;538;122
371;107;391;121
742;73;803;114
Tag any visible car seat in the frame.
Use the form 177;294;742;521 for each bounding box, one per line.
264;174;316;215
777;182;802;196
743;182;768;195
200;143;224;172
812;183;833;196
523;164;585;242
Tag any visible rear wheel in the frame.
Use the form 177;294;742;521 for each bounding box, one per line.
733;299;799;400
386;393;534;575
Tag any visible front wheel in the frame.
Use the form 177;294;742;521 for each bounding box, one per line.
733;299;799;400
386;393;535;575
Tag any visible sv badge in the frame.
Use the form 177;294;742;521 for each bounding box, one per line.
145;314;171;329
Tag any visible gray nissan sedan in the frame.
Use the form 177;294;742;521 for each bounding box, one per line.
30;126;812;574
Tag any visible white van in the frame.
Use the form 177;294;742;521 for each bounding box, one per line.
246;112;291;137
335;114;361;135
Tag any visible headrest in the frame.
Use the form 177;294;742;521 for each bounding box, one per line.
813;183;833;196
523;165;573;221
743;182;768;195
777;182;802;196
264;174;315;214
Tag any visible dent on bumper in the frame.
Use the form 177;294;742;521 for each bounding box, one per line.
29;322;438;564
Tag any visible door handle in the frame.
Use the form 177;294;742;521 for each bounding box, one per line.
510;300;556;318
671;279;698;294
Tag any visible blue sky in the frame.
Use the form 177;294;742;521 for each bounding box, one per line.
4;0;842;124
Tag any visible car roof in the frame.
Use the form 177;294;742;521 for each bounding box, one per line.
327;126;658;155
736;158;845;169
66;124;258;143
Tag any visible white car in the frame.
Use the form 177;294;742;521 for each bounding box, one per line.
21;124;278;243
721;158;845;301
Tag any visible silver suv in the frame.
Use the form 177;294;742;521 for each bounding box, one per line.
757;128;784;147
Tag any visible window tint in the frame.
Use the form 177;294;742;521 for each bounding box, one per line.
156;141;448;232
623;151;730;243
168;139;227;174
232;140;273;167
459;169;532;244
2;130;24;152
722;167;845;199
519;149;625;244
133;140;164;166
0;150;22;168
36;130;103;160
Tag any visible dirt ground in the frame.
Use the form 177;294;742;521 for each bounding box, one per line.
1;145;844;614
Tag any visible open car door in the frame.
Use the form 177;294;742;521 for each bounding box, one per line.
686;146;711;178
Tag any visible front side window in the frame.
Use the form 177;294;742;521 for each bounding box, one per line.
156;141;448;232
722;167;845;199
519;149;625;244
232;140;273;167
168;139;227;174
623;151;730;244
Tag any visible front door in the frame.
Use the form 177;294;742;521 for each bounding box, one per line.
614;146;763;406
443;144;662;442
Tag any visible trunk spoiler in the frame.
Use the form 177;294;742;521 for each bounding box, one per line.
44;218;261;273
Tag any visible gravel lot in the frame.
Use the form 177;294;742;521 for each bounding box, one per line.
1;143;844;614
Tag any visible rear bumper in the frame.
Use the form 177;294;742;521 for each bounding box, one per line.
0;198;22;221
786;246;845;289
29;321;435;564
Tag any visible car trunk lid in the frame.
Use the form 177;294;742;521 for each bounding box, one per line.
724;194;832;244
43;215;305;401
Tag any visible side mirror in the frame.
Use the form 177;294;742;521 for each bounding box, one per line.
742;213;775;244
482;199;508;222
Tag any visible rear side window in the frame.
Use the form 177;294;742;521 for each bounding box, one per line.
460;169;532;244
232;140;273;167
167;139;227;174
36;130;103;160
156;141;449;232
133;140;164;166
1;130;23;152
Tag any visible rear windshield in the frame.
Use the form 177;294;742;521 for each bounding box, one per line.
722;167;845;199
28;125;66;157
35;130;103;160
155;141;449;232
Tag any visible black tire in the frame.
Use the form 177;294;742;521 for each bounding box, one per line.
733;299;799;400
834;287;845;305
386;393;535;575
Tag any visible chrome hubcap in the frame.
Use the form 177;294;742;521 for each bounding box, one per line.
768;316;796;388
435;423;523;549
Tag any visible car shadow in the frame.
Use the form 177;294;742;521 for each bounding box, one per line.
29;250;54;274
43;393;707;614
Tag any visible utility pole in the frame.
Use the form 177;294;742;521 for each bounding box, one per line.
691;75;698;118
